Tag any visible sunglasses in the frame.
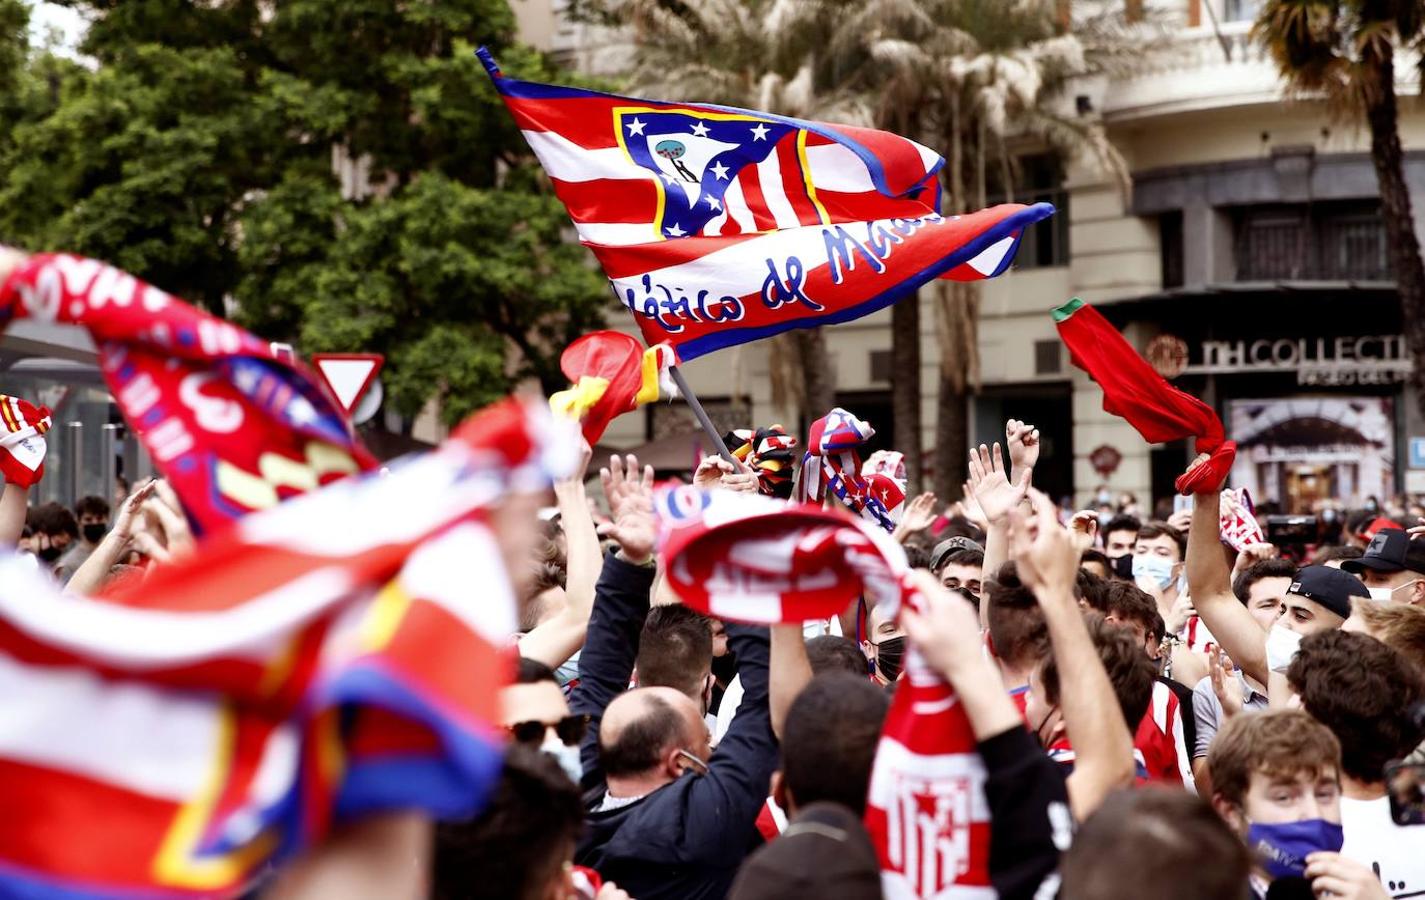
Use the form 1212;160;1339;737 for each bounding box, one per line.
507;714;589;747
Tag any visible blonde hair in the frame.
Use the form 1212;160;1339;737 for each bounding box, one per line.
1351;599;1425;667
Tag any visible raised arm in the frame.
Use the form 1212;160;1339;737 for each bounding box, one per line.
1184;465;1269;686
0;483;26;548
568;454;657;789
969;441;1031;630
1014;491;1134;821
685;621;777;859
901;570;1068;898
768;623;813;740
68;478;156;595
517;441;601;669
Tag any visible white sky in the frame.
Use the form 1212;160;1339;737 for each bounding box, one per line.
25;2;88;58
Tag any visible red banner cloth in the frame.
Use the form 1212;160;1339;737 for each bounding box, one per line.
0;254;375;533
1053;298;1234;494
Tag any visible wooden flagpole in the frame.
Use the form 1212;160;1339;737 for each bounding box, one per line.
667;365;737;465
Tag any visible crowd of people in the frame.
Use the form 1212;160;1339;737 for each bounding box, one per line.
4;405;1425;900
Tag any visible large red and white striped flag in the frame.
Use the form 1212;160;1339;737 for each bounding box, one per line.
481;49;1055;362
0;398;575;898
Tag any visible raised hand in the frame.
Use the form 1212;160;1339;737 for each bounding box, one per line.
1208;646;1243;719
1230;540;1277;582
954;483;990;532
1006;419;1041;475
968;443;1030;525
1164;590;1197;636
1183;450;1228;493
599;454;656;564
894;492;938;543
131;479;194;564
1009;488;1080;599
693;454;757;493
1069;509;1099;552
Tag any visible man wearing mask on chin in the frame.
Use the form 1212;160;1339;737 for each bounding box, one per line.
861;600;906;687
1341;527;1425;607
1208;710;1388;900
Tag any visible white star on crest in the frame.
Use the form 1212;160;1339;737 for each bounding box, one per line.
666;223;687;237
710;161;730;181
707;196;721;210
751;123;770;141
691;121;710;137
626;118;646;136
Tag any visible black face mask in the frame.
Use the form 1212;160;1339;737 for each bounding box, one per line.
873;636;907;682
37;545;62;563
82;523;107;544
1111;553;1135;580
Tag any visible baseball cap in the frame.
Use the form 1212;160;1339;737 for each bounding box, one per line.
1288;565;1369;619
726;803;882;900
930;536;985;572
1341;528;1425;577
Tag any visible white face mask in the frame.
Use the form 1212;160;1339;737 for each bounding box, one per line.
1369;580;1421;603
1266;624;1304;673
541;734;584;785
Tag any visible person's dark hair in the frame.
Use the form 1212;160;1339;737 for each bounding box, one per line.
1310;544;1364;566
74;495;110;519
1076;565;1110;612
599;692;687;778
985;562;1050;670
938;547;985;573
903;542;931;571
1041;613;1156;731
806;635;870;676
433;744;584;900
636;605;713;700
30;502;77;539
1231;558;1297;605
516;656;558;686
1060;789;1250;900
1102;514;1142;542
1101;580;1166;644
1286;630;1425;784
782;673;890;815
1137;521;1186;560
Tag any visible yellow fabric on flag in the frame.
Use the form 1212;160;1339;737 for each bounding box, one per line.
550;377;610;420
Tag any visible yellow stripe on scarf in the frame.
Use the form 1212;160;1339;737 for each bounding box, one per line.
550;376;611;420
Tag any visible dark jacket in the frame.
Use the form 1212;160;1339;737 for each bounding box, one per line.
981;725;1071;900
572;554;777;900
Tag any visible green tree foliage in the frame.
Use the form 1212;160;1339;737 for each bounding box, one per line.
0;1;608;427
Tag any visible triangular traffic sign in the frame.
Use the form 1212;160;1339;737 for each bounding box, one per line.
312;353;384;415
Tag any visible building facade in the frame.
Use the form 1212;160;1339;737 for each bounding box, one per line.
534;0;1425;513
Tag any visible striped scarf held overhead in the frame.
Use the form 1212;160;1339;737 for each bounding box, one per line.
0;397;577;899
721;425;799;499
651;487;991;897
794;408;896;533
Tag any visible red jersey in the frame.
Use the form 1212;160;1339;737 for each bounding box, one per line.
1133;680;1193;789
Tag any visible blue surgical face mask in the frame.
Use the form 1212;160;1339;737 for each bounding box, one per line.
1132;554;1176;590
1246;819;1344;880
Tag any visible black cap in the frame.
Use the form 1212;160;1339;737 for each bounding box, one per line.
1341;528;1425;577
1288;565;1369;619
726;803;882;900
931;536;985;572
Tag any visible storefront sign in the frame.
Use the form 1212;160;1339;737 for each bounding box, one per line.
1186;335;1411;386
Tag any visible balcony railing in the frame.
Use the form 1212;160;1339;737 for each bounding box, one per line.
1235;215;1392;282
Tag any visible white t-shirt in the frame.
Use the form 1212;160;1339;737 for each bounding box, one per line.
1339;794;1425;898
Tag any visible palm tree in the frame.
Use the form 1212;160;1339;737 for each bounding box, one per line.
845;0;1132;498
584;0;868;424
1255;1;1425;420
